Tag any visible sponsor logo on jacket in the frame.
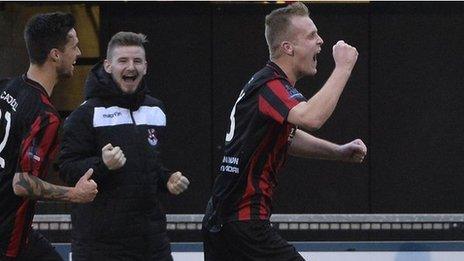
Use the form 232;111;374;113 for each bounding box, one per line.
102;112;122;118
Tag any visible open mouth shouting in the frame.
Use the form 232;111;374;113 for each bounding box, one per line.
122;74;138;82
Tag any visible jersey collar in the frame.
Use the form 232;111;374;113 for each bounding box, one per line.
266;61;289;80
22;74;50;98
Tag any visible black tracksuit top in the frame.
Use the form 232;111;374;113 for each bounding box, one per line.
58;63;172;247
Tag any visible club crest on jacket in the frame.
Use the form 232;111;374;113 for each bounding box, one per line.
148;128;158;146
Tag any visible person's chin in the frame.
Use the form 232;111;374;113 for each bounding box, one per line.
121;84;137;93
58;71;73;80
303;68;316;77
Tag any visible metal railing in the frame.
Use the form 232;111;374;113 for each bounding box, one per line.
33;214;464;232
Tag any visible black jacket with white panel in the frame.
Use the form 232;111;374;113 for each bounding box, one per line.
58;62;173;252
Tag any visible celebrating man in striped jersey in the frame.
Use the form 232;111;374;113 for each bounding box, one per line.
203;2;367;260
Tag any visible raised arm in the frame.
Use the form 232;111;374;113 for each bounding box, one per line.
287;40;358;131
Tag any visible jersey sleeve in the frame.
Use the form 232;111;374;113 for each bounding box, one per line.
17;110;60;177
258;79;306;124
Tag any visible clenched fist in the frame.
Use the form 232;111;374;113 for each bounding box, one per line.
70;168;98;203
337;139;367;163
102;143;126;170
167;171;190;195
333;40;358;72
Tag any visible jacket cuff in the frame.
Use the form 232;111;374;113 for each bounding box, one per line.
92;158;110;184
159;168;173;193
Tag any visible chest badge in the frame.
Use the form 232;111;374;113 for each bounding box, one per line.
147;128;158;146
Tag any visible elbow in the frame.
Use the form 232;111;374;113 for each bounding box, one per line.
288;107;326;131
12;173;29;197
300;117;324;131
12;183;27;197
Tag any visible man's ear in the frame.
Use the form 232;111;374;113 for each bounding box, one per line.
281;41;294;56
142;61;147;75
49;48;61;63
103;59;111;73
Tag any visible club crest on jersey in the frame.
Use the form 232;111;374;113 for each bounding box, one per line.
285;84;304;99
147;128;158;146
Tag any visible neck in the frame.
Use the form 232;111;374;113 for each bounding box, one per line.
26;63;57;97
270;57;298;86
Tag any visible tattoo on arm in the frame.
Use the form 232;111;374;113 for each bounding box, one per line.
14;172;70;201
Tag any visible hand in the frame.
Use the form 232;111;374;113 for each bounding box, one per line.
71;168;98;203
333;40;358;72
337;139;367;163
167;171;190;195
102;143;126;170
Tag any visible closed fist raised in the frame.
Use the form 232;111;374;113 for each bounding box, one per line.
333;40;358;72
102;143;126;170
167;171;190;195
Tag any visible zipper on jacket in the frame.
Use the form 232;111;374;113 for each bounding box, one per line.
129;109;140;136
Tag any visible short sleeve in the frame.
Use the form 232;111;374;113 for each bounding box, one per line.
17;111;60;177
258;79;306;124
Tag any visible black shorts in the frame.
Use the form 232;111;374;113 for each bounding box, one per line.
1;230;62;261
203;220;305;261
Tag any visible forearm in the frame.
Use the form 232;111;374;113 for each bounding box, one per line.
12;172;75;202
289;67;352;130
309;67;351;120
288;129;341;160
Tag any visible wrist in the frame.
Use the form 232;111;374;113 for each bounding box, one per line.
67;187;76;203
333;66;352;77
334;144;345;161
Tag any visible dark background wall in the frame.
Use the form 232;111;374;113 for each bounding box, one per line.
100;2;372;214
100;2;464;214
370;3;464;213
2;2;463;215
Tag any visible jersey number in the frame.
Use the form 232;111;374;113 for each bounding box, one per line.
225;90;245;142
0;109;12;168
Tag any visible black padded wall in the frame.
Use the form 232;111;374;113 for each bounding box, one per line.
100;2;464;214
370;2;464;213
101;3;213;213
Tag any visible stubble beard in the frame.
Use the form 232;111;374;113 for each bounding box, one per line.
56;64;73;81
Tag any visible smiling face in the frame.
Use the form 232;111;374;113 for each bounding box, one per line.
289;16;323;77
104;46;147;94
56;28;81;80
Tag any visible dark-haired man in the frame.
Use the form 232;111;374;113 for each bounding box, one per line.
0;12;98;261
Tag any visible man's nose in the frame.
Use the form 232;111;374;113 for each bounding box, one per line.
127;60;135;70
318;35;324;45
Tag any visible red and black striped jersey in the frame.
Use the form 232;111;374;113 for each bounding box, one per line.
205;62;306;228
0;75;61;258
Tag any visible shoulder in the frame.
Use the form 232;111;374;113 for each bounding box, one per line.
1;77;40;118
246;66;287;91
143;94;165;108
135;95;167;126
63;98;100;126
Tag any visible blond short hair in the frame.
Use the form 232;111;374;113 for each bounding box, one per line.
265;2;309;58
